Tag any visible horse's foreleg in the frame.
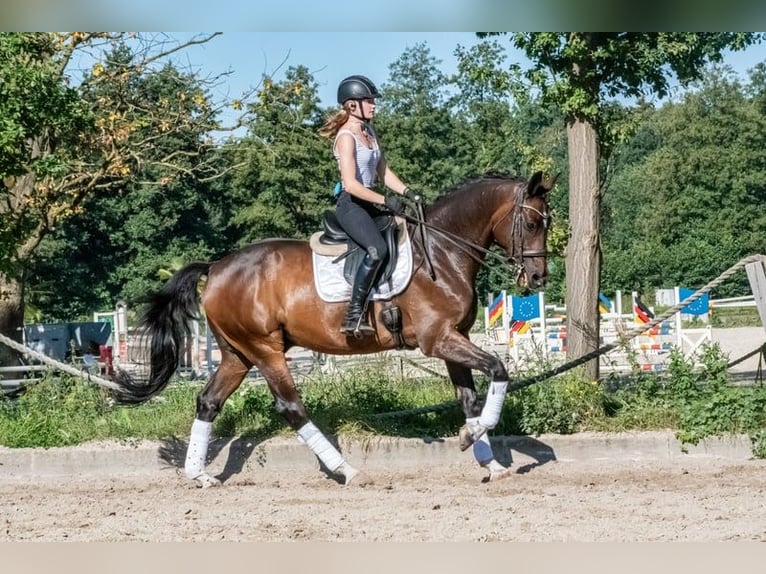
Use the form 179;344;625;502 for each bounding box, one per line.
258;352;359;485
446;361;513;481
461;379;509;450
426;331;511;465
185;346;250;488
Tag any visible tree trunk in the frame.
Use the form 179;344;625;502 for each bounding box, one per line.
0;274;25;367
565;115;601;381
0;172;41;368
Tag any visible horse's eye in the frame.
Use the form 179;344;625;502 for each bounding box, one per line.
525;221;536;231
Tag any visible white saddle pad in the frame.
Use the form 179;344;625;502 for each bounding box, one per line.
310;222;413;303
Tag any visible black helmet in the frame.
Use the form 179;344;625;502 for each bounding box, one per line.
337;75;381;104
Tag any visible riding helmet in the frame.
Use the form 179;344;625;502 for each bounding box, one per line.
337;75;381;104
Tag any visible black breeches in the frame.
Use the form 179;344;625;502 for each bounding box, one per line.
334;193;388;262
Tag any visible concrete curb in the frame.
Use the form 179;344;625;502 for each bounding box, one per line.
0;431;755;481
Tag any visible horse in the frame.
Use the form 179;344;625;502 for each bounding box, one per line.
113;171;555;487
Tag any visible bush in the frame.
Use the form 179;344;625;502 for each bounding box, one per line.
0;373;110;447
0;375;199;447
513;370;608;435
1;350;764;459
667;344;766;447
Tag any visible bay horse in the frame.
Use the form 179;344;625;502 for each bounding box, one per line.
113;171;555;486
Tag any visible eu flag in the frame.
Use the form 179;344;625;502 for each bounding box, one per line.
679;288;709;316
511;294;541;321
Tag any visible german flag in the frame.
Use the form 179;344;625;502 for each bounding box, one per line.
511;320;530;334
487;292;504;327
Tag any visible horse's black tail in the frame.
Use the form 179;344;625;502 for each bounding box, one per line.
112;262;210;405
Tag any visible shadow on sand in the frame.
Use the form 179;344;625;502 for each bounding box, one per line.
494;435;557;474
157;432;557;485
157;436;260;484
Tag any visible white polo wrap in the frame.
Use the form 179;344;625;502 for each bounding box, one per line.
184;419;212;479
478;381;508;429
297;421;344;472
467;417;494;465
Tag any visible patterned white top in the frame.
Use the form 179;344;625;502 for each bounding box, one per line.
333;127;381;188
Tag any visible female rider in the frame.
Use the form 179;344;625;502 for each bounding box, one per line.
319;75;419;337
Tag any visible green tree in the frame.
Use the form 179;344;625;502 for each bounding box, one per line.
483;32;762;380
603;66;766;297
374;43;463;197
233;66;335;242
27;155;232;320
0;32;228;364
450;40;517;174
450;39;569;300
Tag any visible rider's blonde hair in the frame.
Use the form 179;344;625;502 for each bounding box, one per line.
318;102;353;139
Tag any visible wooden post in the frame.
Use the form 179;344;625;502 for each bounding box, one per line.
745;261;766;334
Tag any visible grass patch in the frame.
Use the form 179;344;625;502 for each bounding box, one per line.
0;376;201;448
1;344;764;456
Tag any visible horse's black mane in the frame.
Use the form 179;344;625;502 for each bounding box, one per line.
431;171;526;206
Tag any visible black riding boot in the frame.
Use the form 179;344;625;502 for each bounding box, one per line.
341;252;383;337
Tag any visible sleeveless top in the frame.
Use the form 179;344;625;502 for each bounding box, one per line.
333;127;381;188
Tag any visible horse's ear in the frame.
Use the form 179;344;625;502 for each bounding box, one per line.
528;171;558;197
544;172;560;192
527;171;543;195
527;171;558;197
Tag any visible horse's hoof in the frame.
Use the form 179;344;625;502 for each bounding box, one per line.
458;426;473;451
193;473;222;489
338;462;361;486
488;467;515;482
346;470;374;487
458;422;487;451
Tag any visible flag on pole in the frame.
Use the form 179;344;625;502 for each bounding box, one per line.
678;287;709;316
598;293;612;314
511;293;541;321
487;291;505;327
511;320;531;334
634;292;653;324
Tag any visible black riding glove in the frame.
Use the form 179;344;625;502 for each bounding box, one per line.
403;187;423;204
384;195;405;216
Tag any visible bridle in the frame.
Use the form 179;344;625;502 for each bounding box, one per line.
491;186;551;268
403;186;551;283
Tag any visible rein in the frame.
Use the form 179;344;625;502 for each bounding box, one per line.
404;213;505;268
403;192;550;279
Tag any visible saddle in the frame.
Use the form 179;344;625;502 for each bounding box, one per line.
311;210;402;287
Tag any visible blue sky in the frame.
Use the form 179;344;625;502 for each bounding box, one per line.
180;32;489;107
170;32;766;129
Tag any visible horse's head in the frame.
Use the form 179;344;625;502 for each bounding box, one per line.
492;171;556;290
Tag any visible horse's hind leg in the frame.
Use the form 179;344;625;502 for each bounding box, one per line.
255;349;360;485
446;361;513;482
185;343;251;488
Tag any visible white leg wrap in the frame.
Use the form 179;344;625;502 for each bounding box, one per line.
297;421;344;472
468;417;494;465
478;381;508;429
468;417;507;474
184;419;212;480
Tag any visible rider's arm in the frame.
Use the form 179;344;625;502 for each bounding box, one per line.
377;153;408;195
